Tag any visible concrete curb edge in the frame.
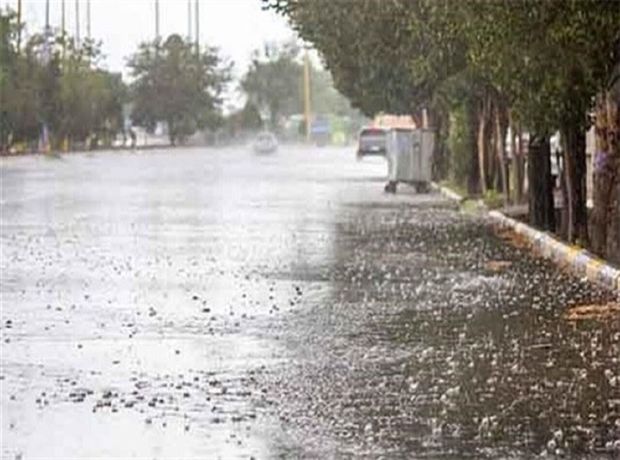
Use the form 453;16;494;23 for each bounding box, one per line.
432;183;620;295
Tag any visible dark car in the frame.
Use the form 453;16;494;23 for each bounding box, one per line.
357;127;387;159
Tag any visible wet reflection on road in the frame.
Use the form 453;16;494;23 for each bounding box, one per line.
1;147;618;458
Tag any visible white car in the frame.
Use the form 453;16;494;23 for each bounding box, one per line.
253;132;278;154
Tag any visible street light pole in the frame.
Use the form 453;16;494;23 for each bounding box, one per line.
187;0;192;42
61;0;66;35
303;50;312;142
75;0;80;46
194;0;199;55
155;0;160;40
16;0;21;50
44;0;50;60
61;0;66;59
86;0;91;39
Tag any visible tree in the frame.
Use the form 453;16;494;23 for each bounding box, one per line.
269;1;433;119
53;37;126;148
311;68;359;117
268;0;467;182
222;102;263;139
459;0;619;242
240;41;303;130
591;67;620;263
1;7;127;151
128;34;230;145
270;0;620;250
1;8;44;150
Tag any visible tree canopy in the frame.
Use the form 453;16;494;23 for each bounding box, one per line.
127;34;230;145
1;8;126;150
267;0;620;258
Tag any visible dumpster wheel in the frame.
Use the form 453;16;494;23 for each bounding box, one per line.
415;182;430;194
384;181;397;194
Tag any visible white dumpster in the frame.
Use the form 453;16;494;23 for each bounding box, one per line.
385;128;434;193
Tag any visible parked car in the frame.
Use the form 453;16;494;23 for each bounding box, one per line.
253;132;278;154
357;127;388;159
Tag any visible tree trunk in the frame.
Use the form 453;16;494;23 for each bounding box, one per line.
477;99;488;195
490;103;500;192
591;91;620;263
430;108;448;181
168;118;176;146
528;135;555;232
515;124;525;203
509;116;523;204
561;125;588;244
557;147;569;240
495;104;509;205
468;100;481;195
477;94;494;194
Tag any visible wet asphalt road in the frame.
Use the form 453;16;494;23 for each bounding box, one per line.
1;146;619;459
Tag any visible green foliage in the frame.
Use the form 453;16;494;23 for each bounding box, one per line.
1;7;127;151
268;0;429;117
241;41;303;129
128;34;230;145
223;102;263;138
458;0;620;135
310;68;359;117
240;40;362;132
268;0;620;185
482;189;503;210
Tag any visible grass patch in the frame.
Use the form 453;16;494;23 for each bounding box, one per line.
438;180;469;199
482;190;504;209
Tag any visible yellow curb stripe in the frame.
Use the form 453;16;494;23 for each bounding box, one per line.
437;184;620;294
585;259;604;281
564;247;582;265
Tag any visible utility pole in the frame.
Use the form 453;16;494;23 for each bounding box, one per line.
45;0;50;27
75;0;80;46
187;0;192;42
194;0;199;55
86;0;91;39
16;0;21;50
43;0;52;64
44;0;50;54
303;50;312;142
155;0;160;40
61;0;66;35
61;0;67;59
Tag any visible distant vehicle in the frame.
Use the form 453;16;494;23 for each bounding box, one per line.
357;127;388;159
253;132;278;154
310;116;331;146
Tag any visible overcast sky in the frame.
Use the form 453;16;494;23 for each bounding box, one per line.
3;0;296;81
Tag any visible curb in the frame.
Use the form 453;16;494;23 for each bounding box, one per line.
431;184;467;203
433;183;620;295
431;183;488;210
